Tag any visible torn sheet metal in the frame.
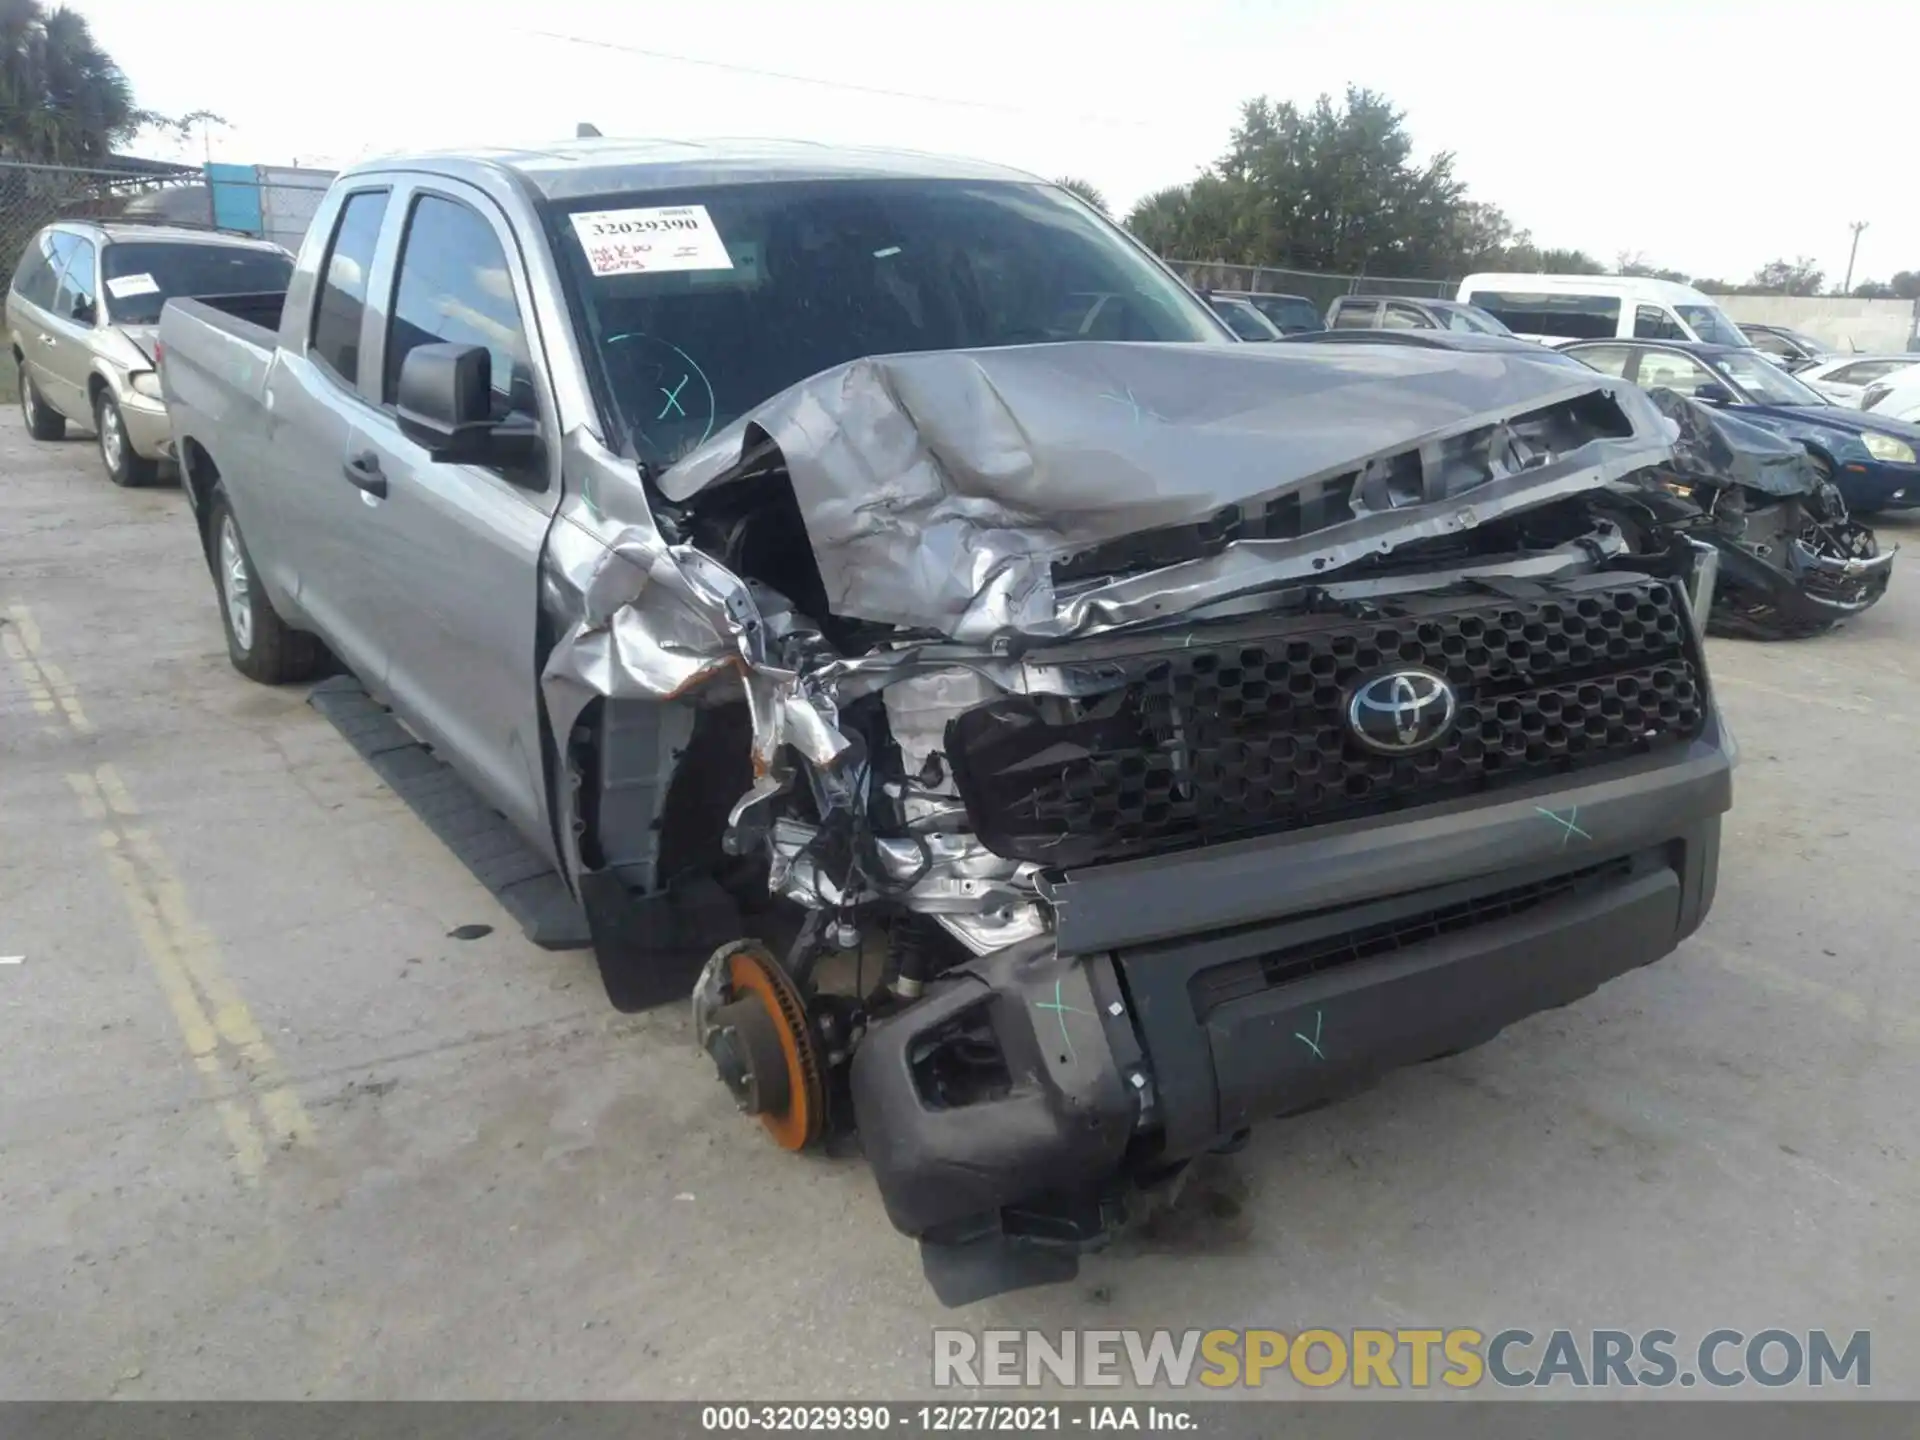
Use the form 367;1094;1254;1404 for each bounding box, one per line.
1643;386;1823;497
658;341;1675;641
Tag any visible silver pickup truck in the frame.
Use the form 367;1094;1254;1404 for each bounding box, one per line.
160;140;1735;1302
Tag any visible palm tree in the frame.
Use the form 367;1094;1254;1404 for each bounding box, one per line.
0;0;137;164
1053;176;1109;215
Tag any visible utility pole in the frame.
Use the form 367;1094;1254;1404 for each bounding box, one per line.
1843;220;1869;294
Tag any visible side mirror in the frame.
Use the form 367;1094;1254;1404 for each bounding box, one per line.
1693;382;1735;405
71;296;96;325
394;342;541;471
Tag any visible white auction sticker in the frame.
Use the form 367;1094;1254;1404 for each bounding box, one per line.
569;205;734;277
104;273;161;299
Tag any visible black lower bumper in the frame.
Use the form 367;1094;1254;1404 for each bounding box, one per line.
848;729;1733;1301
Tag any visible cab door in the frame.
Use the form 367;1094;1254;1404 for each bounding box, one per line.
333;177;562;853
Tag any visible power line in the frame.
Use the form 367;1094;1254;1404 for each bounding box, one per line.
519;28;1154;130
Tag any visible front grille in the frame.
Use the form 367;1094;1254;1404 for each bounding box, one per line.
1190;856;1640;1016
947;578;1705;868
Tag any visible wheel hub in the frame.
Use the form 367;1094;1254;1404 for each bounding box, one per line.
691;940;824;1151
100;404;122;470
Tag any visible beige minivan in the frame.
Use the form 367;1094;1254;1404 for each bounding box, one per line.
7;221;291;485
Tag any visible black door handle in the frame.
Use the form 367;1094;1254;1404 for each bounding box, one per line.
342;450;387;498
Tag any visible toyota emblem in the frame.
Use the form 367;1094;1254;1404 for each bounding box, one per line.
1348;668;1457;755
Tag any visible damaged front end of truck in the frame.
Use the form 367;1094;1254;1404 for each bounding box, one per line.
535;341;1723;1301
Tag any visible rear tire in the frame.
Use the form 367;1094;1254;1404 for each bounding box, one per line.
95;391;159;487
18;359;65;440
206;490;323;684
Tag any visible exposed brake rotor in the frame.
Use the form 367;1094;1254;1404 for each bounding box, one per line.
693;940;825;1151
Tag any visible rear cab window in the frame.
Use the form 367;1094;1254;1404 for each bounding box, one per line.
1465;291;1621;340
1381;303;1430;330
309;189;391;386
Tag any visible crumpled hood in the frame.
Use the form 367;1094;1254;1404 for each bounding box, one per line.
1645;387;1824;497
658;341;1673;641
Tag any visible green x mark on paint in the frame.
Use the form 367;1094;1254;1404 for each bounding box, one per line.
1295;1009;1325;1060
1034;978;1095;1063
1534;805;1593;849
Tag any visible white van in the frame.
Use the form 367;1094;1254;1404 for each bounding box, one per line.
1456;274;1752;348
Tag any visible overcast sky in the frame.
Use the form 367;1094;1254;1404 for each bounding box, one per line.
79;0;1917;286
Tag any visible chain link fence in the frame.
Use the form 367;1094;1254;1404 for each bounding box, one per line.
1168;259;1456;315
0;158;332;296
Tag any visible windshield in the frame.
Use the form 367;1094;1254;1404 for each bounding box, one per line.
555;179;1226;466
1712;348;1831;406
1675;303;1748;347
100;242;292;325
1213;297;1282;341
1442;303;1511;336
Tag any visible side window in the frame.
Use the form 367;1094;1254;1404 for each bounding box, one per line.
1634;349;1717;396
1745;330;1791;357
1827;361;1895;386
1331;300;1377;329
11;230;65;308
1633;305;1685;340
52;237;98;321
383;193;533;419
309;190;391;386
1467;291;1620;340
1572;345;1634;378
1382;303;1429;330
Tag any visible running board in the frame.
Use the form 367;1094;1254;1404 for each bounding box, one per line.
307;675;591;950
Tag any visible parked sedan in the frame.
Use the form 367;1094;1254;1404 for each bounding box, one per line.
1562;338;1920;512
1327;295;1514;336
1206;294;1285;341
1736;322;1833;371
1214;290;1323;334
1797;354;1920;407
1862;368;1920;424
8;222;293;485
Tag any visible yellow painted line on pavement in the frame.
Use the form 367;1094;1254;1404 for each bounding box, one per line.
13;597;313;1183
4;604;93;732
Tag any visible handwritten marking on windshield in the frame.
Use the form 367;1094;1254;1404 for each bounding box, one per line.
658;374;690;420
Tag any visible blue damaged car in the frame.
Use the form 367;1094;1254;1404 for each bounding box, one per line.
1561;339;1920;514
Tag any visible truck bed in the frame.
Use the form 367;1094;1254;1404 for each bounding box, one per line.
192;290;287;335
159;296;279;416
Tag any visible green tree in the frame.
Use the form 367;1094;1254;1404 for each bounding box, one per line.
1615;251;1692;283
1121;87;1605;280
0;0;138;163
1852;280;1896;300
1889;270;1920;300
1053;176;1109;214
1748;256;1825;296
